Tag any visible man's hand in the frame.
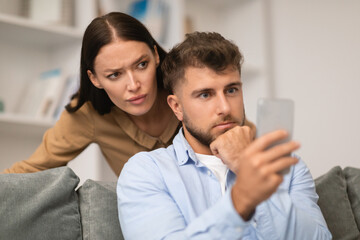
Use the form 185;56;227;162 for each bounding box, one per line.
210;125;253;173
210;127;300;220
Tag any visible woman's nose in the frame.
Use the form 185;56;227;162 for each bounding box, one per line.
127;72;140;91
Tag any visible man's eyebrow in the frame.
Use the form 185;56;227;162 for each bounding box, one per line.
191;88;213;97
226;82;242;88
104;54;149;73
190;82;242;97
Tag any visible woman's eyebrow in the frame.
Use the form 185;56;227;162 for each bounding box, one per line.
104;54;149;72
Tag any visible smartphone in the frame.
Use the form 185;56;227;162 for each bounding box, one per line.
256;98;294;174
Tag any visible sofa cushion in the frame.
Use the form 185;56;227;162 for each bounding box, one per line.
77;180;124;240
315;166;360;240
0;166;82;240
344;167;360;230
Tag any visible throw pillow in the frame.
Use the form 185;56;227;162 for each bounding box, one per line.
344;166;360;230
77;180;124;240
0;166;82;240
315;166;360;240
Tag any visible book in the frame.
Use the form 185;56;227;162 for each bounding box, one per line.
36;69;65;119
15;69;65;120
53;74;79;120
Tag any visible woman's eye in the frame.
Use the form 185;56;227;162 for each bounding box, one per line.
107;72;120;79
138;61;148;69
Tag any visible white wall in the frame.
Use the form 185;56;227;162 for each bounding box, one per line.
270;0;360;177
186;0;360;178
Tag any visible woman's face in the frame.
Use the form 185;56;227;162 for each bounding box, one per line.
88;39;160;116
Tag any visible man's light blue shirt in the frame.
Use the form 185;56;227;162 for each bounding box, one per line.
117;128;331;240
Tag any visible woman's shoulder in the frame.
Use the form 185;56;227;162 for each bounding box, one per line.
56;99;97;128
67;98;96;115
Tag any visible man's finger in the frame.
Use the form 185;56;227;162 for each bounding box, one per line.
248;130;289;154
260;140;300;163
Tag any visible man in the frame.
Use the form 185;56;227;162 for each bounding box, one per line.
117;32;331;239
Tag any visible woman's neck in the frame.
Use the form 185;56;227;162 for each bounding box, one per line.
128;89;174;137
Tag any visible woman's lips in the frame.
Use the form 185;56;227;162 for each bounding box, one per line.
127;94;146;105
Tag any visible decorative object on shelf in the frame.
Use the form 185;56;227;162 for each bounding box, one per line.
0;0;75;27
29;0;63;25
29;0;75;27
75;0;97;31
0;0;23;16
0;98;4;112
128;0;170;47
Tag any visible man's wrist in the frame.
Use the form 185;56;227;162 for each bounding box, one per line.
231;185;255;221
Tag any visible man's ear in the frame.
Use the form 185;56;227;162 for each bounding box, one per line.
87;70;103;89
167;94;183;121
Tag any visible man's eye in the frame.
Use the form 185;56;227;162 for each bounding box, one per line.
138;61;148;69
199;92;210;98
227;87;238;94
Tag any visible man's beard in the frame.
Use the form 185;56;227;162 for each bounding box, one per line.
182;110;245;147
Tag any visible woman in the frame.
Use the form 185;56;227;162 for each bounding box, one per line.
3;12;254;176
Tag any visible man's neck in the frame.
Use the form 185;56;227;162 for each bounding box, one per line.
183;129;213;155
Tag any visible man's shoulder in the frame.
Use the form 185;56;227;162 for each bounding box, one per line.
123;145;177;172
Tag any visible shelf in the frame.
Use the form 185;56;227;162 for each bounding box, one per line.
0;113;55;138
0;13;83;48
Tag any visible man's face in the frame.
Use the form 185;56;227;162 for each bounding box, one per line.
167;66;245;154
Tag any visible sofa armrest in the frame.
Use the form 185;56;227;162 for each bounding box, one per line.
344;167;360;230
315;166;360;239
77;179;124;240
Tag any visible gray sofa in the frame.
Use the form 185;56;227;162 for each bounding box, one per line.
1;166;359;240
0;167;124;240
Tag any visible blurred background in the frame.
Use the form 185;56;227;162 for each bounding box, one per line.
0;0;359;184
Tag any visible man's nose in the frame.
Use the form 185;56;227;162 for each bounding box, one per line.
216;94;231;116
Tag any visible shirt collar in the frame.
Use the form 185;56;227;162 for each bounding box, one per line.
173;128;237;186
173;128;201;166
112;107;180;149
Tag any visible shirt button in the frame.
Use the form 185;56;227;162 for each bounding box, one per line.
236;227;242;232
207;171;211;176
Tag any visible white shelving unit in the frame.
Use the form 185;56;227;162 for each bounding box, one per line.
0;113;54;138
0;12;82;134
0;12;113;184
0;12;85;173
0;12;83;117
0;13;82;48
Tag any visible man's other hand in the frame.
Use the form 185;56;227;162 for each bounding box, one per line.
211;128;300;220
